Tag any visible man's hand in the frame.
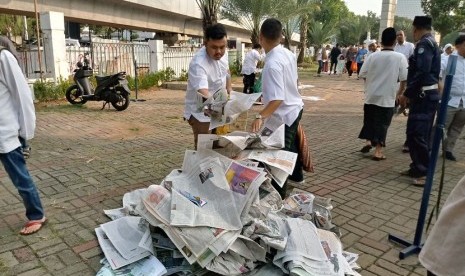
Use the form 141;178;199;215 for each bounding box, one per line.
251;118;263;133
398;94;409;108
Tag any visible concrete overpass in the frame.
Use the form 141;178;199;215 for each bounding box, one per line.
0;0;252;43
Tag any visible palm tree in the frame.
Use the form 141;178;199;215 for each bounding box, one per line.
196;0;224;35
222;0;278;45
307;20;335;59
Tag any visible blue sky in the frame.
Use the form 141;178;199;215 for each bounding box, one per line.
344;0;382;16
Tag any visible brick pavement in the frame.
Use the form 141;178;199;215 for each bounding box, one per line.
0;74;464;275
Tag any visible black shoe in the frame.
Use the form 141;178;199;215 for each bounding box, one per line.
445;151;457;161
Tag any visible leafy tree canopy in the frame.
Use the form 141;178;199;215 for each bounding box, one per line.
421;0;465;38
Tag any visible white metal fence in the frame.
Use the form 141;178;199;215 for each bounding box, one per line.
18;42;241;79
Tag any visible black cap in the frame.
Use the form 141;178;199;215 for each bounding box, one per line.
413;16;432;29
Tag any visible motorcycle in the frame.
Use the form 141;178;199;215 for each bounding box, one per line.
66;55;130;111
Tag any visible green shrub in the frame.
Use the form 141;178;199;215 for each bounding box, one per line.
126;67;178;90
33;78;72;102
229;59;242;77
178;69;188;81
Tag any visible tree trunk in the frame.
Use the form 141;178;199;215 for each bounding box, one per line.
251;28;259;45
297;16;308;64
284;36;291;50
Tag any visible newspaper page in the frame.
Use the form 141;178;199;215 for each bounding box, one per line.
142;185;172;225
154;248;197;275
100;217;153;261
317;229;360;276
273;218;334;275
103;207;129;221
196;124;285;158
169;157;243;230
191;87;228;123
208;91;262;130
95;227;152;270
197;134;246;158
96;256;167;276
181;149;232;175
237;149;297;176
122;188;146;214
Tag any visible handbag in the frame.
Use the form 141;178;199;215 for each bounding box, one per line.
350;61;357;72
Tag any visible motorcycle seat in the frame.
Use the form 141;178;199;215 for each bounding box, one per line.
95;75;111;82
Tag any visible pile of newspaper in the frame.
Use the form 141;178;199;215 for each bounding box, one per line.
94;98;361;275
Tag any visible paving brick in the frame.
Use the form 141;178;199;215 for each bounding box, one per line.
0;252;19;267
36;243;69;258
17;267;50;276
72;240;99;254
13;247;36;263
367;264;401;276
40;255;65;271
10;260;42;275
376;258;411;276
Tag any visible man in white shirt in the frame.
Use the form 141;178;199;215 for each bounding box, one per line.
394;30;415;153
438;36;465;161
184;24;232;148
394;30;415;60
0;38;46;235
358;27;409;160
251;18;304;198
241;44;263;94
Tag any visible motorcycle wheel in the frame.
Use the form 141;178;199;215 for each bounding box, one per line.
111;87;130;111
65;84;87;105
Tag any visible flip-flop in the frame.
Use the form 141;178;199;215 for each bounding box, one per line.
360;145;372;153
19;218;47;235
372;155;386;161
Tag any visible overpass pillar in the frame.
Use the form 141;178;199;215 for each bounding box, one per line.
40;11;68;81
379;0;397;40
149;40;164;73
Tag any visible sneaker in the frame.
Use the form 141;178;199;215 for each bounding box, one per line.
445;151;457;161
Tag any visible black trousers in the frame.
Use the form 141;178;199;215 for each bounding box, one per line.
272;110;303;199
330;59;338;73
242;73;255;94
406;90;440;177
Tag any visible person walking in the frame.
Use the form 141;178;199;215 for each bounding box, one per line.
438;36;465;161
345;45;357;77
251;18;304;199
394;30;415;60
440;43;453;76
241;43;263;94
355;44;368;79
0;36;47;235
398;16;441;186
395;30;416;152
329;43;341;75
358;28;408;160
183;24;232;148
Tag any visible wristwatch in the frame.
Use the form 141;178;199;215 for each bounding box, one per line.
255;114;263;120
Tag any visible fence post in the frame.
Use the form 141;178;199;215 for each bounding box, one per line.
236;40;245;64
40;11;68;82
149;40;164;73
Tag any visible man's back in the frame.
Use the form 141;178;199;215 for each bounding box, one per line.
360;51;408;107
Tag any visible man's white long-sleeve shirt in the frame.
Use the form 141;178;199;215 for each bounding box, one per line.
0;49;36;153
441;52;465;108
